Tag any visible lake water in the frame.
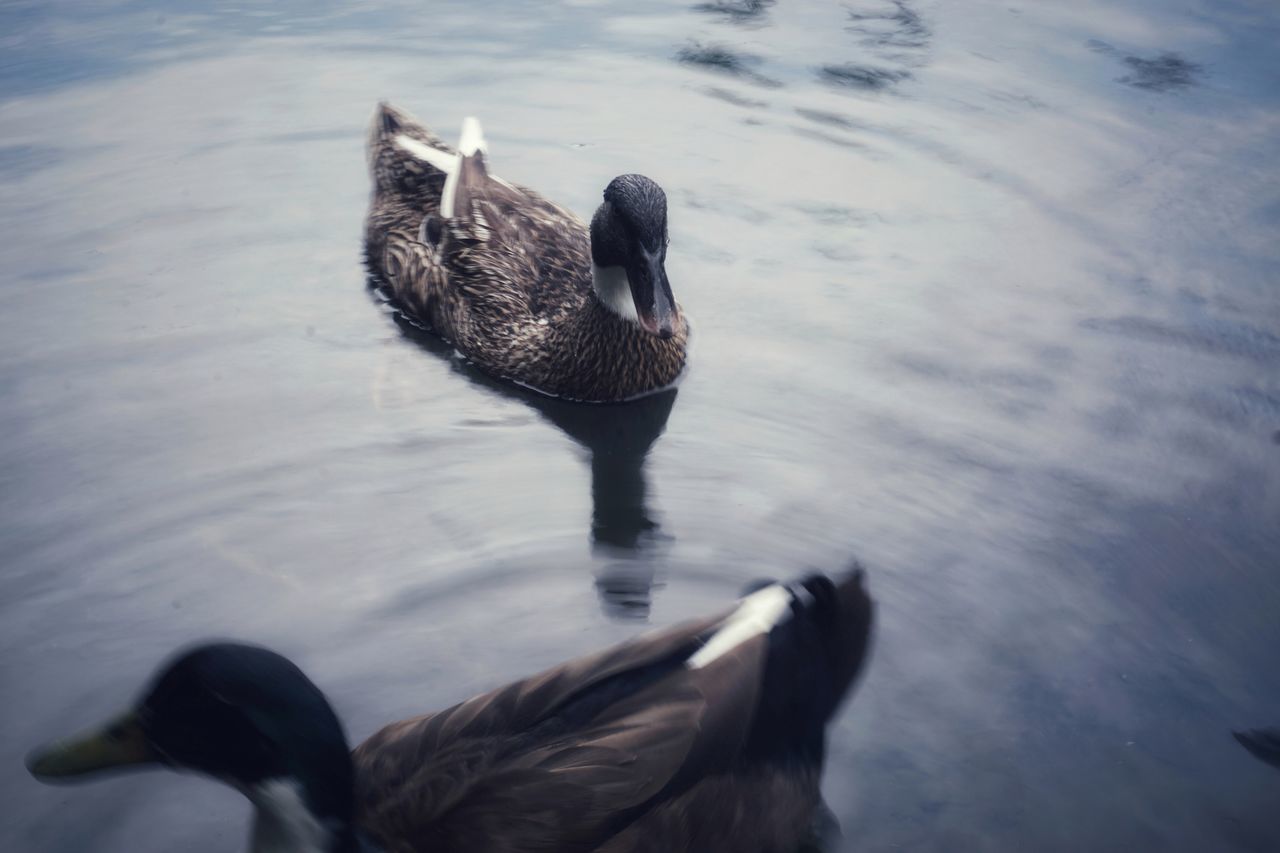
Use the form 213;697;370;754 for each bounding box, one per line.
2;0;1278;850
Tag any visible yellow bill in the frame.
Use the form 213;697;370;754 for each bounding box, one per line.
26;710;156;782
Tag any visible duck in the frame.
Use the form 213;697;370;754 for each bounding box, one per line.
27;569;874;853
365;102;689;403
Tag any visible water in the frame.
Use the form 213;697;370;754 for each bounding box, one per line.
2;0;1278;849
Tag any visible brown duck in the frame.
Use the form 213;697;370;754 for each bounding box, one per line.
27;570;874;852
365;103;688;403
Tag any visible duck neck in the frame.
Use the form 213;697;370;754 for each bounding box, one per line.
590;263;641;325
586;266;688;350
248;777;361;853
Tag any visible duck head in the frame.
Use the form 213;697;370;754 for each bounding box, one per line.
27;643;358;853
590;174;680;339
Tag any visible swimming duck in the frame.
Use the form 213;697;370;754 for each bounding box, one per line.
27;570;873;853
365;102;688;403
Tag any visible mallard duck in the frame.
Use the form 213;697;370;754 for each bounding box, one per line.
27;570;873;852
365;102;689;403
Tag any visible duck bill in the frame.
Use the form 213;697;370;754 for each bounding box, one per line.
628;249;678;339
26;710;157;783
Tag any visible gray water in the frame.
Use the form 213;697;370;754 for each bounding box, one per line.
3;0;1279;850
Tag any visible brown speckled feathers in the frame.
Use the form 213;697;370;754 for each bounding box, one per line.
365;103;687;402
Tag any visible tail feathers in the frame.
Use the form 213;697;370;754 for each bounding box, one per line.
374;100;403;135
743;565;874;763
712;567;873;708
369;101;457;195
816;565;874;714
776;567;873;722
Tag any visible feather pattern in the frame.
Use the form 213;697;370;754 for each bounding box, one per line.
365;103;688;403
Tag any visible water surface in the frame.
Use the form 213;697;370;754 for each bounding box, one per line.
2;0;1279;850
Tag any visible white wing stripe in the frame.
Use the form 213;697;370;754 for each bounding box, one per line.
393;135;458;174
687;585;792;669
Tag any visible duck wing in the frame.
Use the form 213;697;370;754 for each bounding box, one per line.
350;608;761;852
439;121;592;317
353;571;875;853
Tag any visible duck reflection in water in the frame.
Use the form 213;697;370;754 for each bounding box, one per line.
373;286;678;619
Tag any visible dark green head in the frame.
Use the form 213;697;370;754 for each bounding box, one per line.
27;643;357;850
